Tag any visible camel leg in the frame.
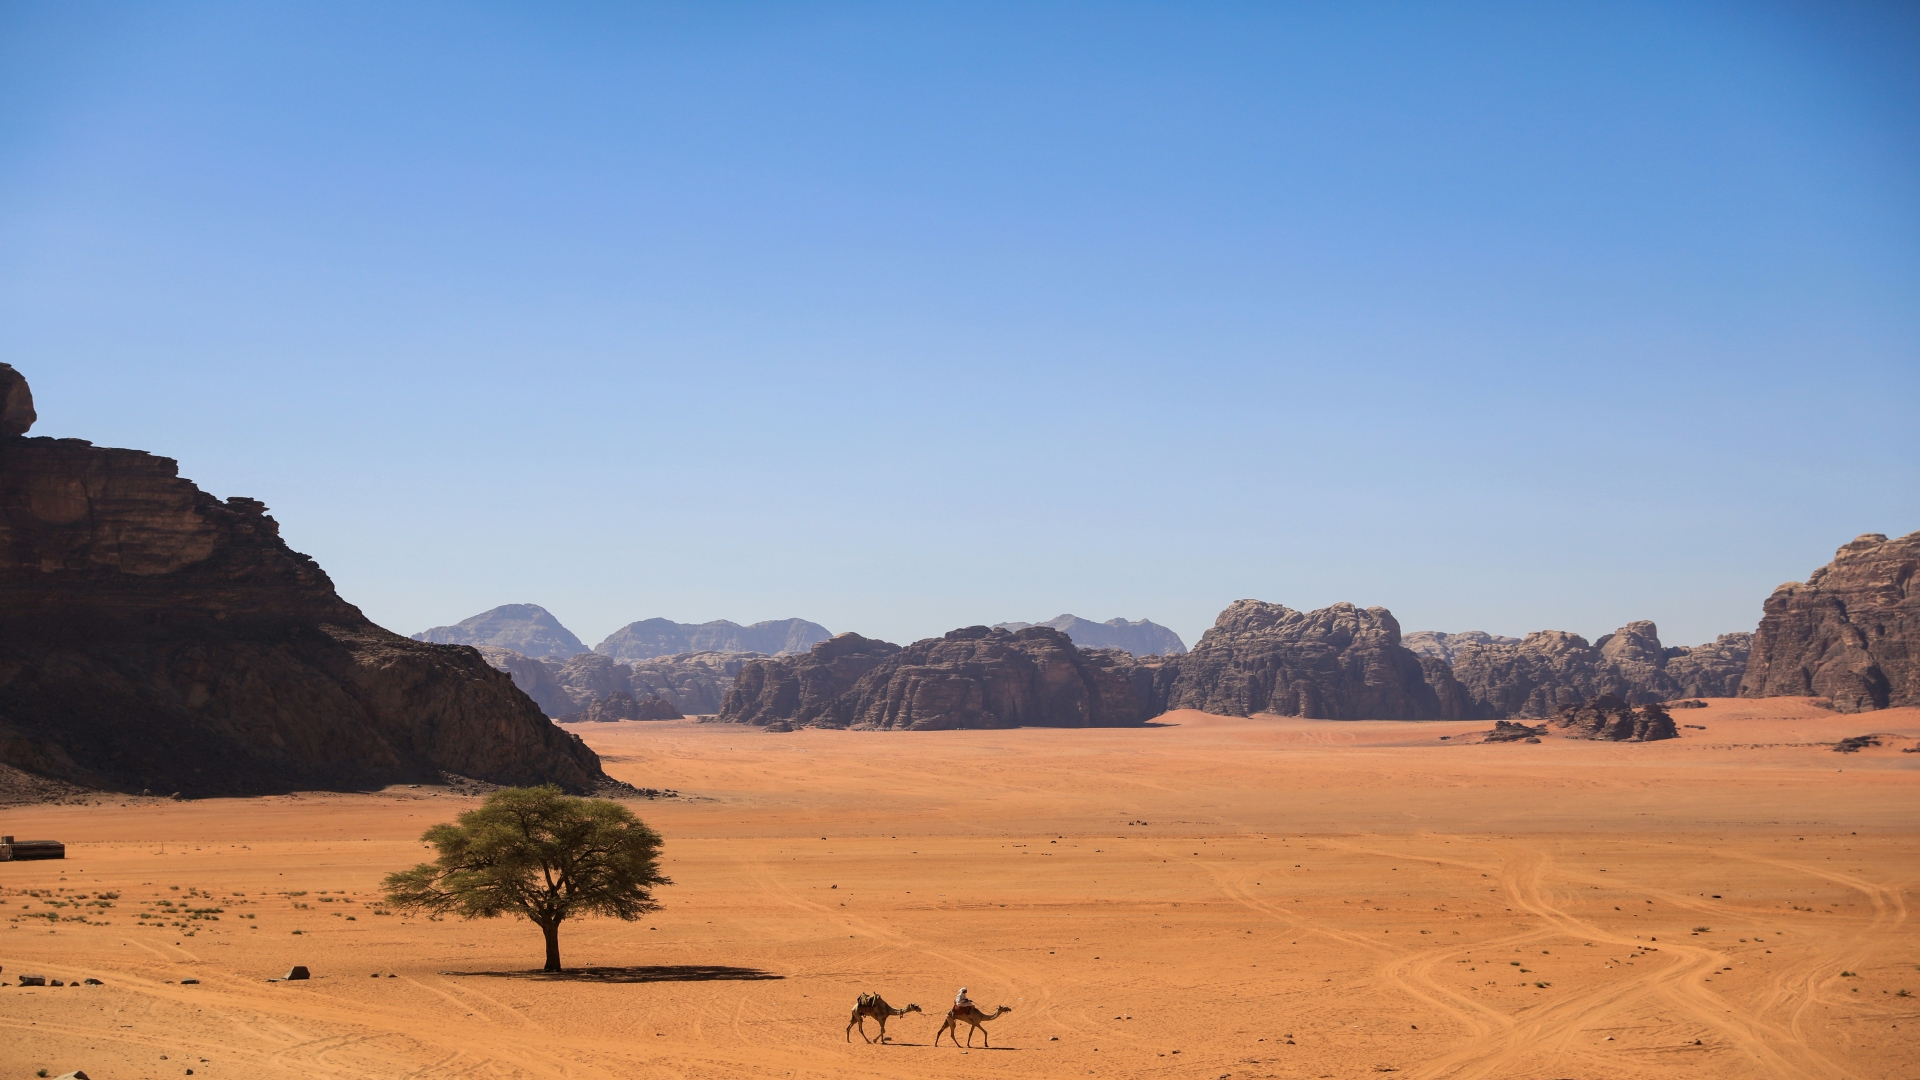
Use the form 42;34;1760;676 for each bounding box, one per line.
876;1013;887;1043
935;1018;953;1046
978;1022;990;1048
846;1010;857;1042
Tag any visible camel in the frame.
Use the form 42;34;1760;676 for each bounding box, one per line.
846;992;921;1043
934;1003;1012;1047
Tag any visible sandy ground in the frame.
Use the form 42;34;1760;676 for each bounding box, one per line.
2;697;1917;1080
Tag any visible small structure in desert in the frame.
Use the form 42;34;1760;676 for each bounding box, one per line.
0;835;65;861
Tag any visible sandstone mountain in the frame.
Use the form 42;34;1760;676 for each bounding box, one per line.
478;647;757;717
412;604;588;659
594;617;831;661
1741;531;1918;712
719;627;1161;730
1158;600;1472;720
0;368;605;796
1401;630;1522;664
992;615;1187;656
1446;622;1750;718
557;691;682;723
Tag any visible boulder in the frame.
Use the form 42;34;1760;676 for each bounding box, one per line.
284;966;310;980
1159;600;1472;720
0;366;606;796
1740;532;1919;712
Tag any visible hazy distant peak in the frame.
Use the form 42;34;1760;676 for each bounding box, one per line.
990;614;1186;656
595;617;831;661
410;603;588;659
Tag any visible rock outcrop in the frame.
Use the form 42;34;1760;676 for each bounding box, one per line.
718;627;1161;730
594;617;831;661
0;368;605;796
0;365;34;437
1447;623;1751;718
1549;696;1677;741
1401;630;1522;664
992;615;1187;656
1741;532;1919;712
558;691;682;723
412;604;588;659
1158;601;1472;720
718;633;904;728
477;647;757;717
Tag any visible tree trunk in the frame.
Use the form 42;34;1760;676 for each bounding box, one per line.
541;919;562;972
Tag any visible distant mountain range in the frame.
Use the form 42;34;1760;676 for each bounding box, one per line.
410;605;831;661
992;615;1186;656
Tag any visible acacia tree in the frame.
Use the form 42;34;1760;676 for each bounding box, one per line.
383;785;670;972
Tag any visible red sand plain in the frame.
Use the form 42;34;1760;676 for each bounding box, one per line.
3;697;1917;1080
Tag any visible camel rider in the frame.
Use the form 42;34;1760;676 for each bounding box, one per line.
954;987;974;1011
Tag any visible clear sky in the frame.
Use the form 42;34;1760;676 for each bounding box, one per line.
3;1;1916;651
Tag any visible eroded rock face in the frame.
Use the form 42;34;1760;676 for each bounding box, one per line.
558;691;682;723
0;370;605;796
1549;696;1677;741
1446;622;1749;719
1159;600;1471;720
0;365;34;437
476;647;759;717
718;633;904;727
717;627;1160;730
1741;532;1919;712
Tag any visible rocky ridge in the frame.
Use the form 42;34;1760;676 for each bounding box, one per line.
477;647;757;717
992;615;1187;656
1447;622;1750;719
1740;532;1918;712
718;627;1161;730
412;604;588;659
0;368;605;796
595;617;831;661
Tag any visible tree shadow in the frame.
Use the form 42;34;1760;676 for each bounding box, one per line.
444;965;783;983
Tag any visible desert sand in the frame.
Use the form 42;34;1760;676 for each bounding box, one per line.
3;697;1917;1079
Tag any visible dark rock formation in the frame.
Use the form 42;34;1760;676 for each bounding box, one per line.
1446;623;1750;719
594;617;831;661
558;691;682;723
718;633;903;728
474;645;572;716
1158;601;1472;720
718;626;1160;730
1483;720;1545;743
411;604;588;660
0;365;34;437
476;646;758;718
1401;630;1522;664
992;615;1187;656
1740;532;1919;712
1549;696;1677;742
0;368;605;796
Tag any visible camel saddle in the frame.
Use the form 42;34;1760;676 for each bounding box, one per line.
857;992;883;1009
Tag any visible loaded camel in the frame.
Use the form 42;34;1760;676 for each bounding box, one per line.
935;1002;1012;1047
846;992;921;1043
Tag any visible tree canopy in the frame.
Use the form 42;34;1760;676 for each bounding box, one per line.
383;785;670;971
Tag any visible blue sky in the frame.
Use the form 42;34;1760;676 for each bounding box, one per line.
3;1;1916;650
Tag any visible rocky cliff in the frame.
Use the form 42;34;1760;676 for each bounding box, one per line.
718;626;1161;730
1158;601;1471;720
412;604;588;659
477;647;759;717
992;615;1187;656
1447;622;1750;718
0;368;605;796
594;617;831;661
1549;696;1678;741
1740;532;1918;712
558;691;683;723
